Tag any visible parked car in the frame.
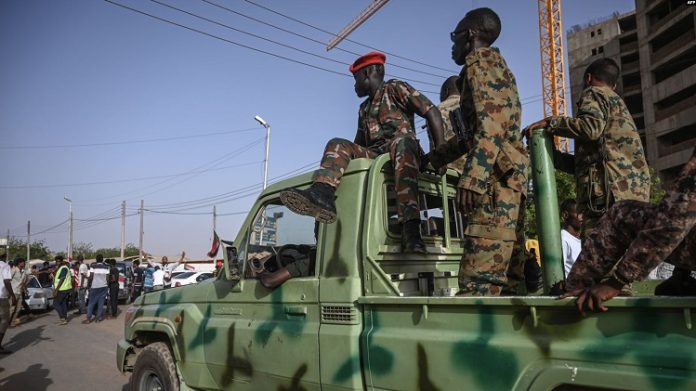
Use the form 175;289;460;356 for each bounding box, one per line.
114;261;134;303
171;271;214;288
25;275;54;311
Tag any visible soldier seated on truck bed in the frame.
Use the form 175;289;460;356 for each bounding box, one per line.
280;51;446;254
562;147;696;314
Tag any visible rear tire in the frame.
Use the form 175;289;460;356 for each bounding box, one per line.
130;342;180;391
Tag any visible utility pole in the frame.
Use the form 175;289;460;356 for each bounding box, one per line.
26;221;30;260
254;115;271;189
121;201;126;259
139;200;144;261
5;229;9;262
213;205;217;233
64;196;73;261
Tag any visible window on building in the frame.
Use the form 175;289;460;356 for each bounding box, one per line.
243;201;318;279
591;30;595;37
598;28;602;35
598;46;604;54
591;48;597;56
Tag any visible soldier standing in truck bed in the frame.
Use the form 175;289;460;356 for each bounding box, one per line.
445;8;530;296
280;52;446;253
526;58;650;236
563;147;696;314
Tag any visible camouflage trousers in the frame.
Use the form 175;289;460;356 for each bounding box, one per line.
457;184;527;296
313;136;421;222
566;150;696;290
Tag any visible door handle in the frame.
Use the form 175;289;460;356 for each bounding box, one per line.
285;305;307;316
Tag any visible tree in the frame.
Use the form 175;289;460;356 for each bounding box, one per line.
1;237;52;260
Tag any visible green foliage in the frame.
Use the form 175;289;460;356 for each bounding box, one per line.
92;243;140;258
525;170;576;238
649;167;665;204
2;237;52;260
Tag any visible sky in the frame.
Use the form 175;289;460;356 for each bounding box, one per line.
0;0;635;259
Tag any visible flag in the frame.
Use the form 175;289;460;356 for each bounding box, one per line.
207;230;220;258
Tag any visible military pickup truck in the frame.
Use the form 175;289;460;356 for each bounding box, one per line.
117;133;696;390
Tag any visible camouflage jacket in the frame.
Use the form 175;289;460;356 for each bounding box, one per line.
548;86;650;214
438;94;467;173
457;47;529;195
355;79;434;151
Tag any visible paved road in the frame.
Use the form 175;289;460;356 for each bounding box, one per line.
0;306;130;391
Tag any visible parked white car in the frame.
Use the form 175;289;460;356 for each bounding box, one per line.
171;271;214;287
25;275;54;311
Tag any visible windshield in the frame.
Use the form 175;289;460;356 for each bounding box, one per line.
26;276;42;289
173;272;195;279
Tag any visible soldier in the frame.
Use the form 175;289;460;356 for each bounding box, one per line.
280;52;446;253
433;76;468;174
562;148;696;315
526;58;650;236
445;8;530;295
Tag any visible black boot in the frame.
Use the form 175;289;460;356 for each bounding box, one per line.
280;183;337;224
402;219;426;254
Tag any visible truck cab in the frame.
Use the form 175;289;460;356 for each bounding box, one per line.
118;138;696;391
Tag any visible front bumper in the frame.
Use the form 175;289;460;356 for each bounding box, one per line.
116;339;134;373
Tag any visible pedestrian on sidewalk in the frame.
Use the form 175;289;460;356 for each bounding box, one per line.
0;254;18;354
106;259;120;319
10;257;32;327
52;256;73;325
83;254;109;324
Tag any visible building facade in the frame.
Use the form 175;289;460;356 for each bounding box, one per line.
566;0;696;183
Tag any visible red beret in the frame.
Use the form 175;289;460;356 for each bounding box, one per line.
349;51;386;74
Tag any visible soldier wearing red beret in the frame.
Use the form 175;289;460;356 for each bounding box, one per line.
281;51;445;253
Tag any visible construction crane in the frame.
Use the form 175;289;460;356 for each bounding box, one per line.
326;0;390;51
538;0;571;153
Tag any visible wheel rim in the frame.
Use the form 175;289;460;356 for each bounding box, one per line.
138;369;164;391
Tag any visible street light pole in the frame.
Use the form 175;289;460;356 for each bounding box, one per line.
64;196;73;261
254;115;271;190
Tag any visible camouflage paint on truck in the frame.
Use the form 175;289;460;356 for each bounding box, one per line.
118;138;696;390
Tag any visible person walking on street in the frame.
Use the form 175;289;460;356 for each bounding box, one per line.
73;255;88;315
143;259;155;294
131;259;144;301
9;257;31;327
107;259;120;319
52;256;73;325
83;254;109;324
0;255;18;354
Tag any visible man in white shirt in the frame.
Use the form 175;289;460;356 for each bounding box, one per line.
560;199;582;278
152;266;165;291
10;257;31;326
0;255;18;353
83;254;109;323
73;255;89;315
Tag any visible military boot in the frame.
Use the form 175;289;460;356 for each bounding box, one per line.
280;183;337;224
402;219;426;254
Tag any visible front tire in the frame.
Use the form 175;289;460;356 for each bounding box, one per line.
130;342;180;391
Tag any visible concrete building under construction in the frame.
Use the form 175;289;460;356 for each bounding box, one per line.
566;0;696;183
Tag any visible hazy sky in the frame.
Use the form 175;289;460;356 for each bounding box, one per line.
1;0;635;259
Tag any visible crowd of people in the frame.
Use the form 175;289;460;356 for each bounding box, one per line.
0;250;189;353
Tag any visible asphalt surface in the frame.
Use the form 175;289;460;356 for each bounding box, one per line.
0;305;131;391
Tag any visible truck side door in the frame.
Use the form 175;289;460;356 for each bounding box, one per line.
205;200;322;390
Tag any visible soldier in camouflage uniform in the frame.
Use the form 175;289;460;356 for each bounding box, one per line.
563;147;696;314
445;8;530;295
436;76;467;174
527;58;650;236
280;52;446;253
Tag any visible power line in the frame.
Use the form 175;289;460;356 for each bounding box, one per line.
0;161;261;189
147;0;440;89
242;0;458;74
0;127;257;150
199;0;450;79
105;0;349;77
